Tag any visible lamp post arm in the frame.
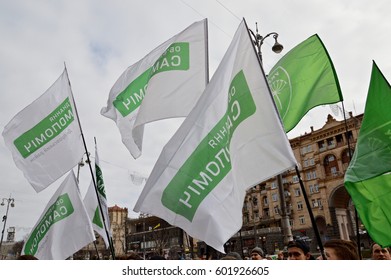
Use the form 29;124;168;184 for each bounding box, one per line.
258;32;279;47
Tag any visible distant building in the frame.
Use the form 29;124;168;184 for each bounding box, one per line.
236;112;365;255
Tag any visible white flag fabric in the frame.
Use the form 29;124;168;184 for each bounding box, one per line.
22;171;95;259
134;20;297;252
101;19;208;158
2;69;84;192
83;144;111;248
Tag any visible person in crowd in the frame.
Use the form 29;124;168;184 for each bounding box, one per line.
126;252;143;260
17;254;38;260
287;240;314;260
149;255;166;260
226;251;242;260
371;243;391;260
220;255;237;260
250;247;265;260
277;251;285;260
320;239;359;260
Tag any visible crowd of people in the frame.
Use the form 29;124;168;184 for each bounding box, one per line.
16;240;390;260
111;240;390;260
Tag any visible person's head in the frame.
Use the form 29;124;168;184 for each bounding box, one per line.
126;252;143;260
149;255;166;260
250;247;265;260
17;254;38;260
277;251;285;260
220;255;237;260
371;243;391;260
287;240;311;260
226;251;242;260
323;239;359;260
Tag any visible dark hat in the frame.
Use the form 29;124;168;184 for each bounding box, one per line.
251;247;265;258
288;240;310;254
226;252;242;260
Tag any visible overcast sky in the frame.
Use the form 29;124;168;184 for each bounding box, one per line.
1;0;390;241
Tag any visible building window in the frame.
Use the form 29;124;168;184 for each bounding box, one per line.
309;184;319;194
324;154;339;177
264;208;270;218
292;175;299;183
301;144;313;155
294;188;301;196
274;206;279;214
327;138;335;148
299;216;305;225
252;197;258;206
297;201;303;211
271;181;277;189
318;141;326;151
289;219;294;227
263;196;268;206
318;199;322;207
272;193;278;202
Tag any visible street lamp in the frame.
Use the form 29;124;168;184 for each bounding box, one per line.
248;22;283;63
248;23;293;246
0;196;15;253
76;152;91;182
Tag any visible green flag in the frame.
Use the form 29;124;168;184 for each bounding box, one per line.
344;61;391;247
268;34;343;132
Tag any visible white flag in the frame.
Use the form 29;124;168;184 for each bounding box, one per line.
134;20;297;252
2;69;84;192
83;143;111;248
101;19;208;158
22;171;95;259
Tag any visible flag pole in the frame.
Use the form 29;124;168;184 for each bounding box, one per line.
340;101;362;259
94;137;116;259
295;165;326;259
63;63;116;260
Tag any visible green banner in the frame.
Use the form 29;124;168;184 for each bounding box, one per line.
161;70;256;221
267;34;343;132
345;62;391;247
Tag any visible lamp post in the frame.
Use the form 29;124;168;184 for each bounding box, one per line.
0;196;15;253
76;152;91;183
248;22;283;64
248;23;293;246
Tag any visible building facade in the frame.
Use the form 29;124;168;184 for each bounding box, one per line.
235;113;365;255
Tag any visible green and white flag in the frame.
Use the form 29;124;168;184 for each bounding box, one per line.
267;34;343;132
344;61;391;247
83;143;111;248
22;171;95;259
2;69;84;192
134;20;297;252
101;19;208;159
